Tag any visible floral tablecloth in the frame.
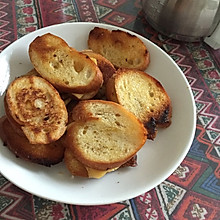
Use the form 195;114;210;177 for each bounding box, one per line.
0;0;219;219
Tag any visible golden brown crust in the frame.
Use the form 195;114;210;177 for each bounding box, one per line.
4;97;25;137
106;68;172;140
5;75;68;144
0;117;65;166
70;89;99;100
29;33;103;94
64;147;137;178
25;68;40;76
81;50;116;100
82;50;116;84
64;147;89;177
88;27;150;71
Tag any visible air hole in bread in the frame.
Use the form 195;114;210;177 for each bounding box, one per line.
125;58;134;65
74;61;84;72
124;148;130;153
149;92;154;97
44;115;50;121
50;61;60;69
43;128;50;133
64;81;70;85
85;71;92;79
34;99;45;109
82;126;89;134
115;121;121;126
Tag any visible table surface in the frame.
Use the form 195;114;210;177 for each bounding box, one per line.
0;0;219;219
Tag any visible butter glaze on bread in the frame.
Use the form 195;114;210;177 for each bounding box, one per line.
5;75;68;144
66;100;147;170
29;33;103;93
106;68;172;140
88;27;150;71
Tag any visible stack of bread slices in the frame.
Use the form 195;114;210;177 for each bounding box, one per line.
0;27;172;178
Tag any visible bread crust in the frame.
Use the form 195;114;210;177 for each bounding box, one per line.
88;27;150;71
64;147;137;178
64;147;89;177
106;68;172;140
65;100;147;170
82;50;116;84
4;97;25;137
81;50;116;100
5;75;68;144
29;33;103;93
0;117;64;166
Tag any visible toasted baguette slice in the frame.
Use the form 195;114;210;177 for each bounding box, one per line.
66;100;147;170
5;75;68;144
88;27;150;71
0;117;65;166
106;69;172;140
29;33;103;93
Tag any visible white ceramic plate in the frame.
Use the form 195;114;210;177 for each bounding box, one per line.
0;22;196;205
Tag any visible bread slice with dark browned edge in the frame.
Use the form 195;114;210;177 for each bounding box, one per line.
0;116;65;166
5;75;68;144
65;100;147;171
106;68;172;140
88;27;150;71
29;33;103;94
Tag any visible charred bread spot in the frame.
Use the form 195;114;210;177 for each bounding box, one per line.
145;117;157;140
121;155;138;168
157;106;172;127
